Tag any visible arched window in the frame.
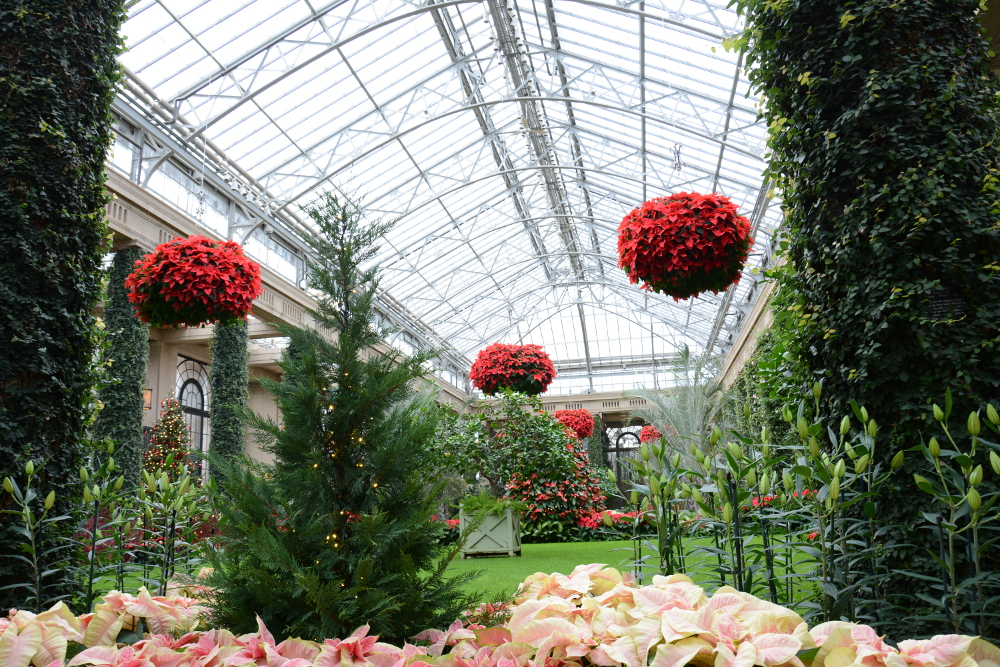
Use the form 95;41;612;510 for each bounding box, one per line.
176;358;211;477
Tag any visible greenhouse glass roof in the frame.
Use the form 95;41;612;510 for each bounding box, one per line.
118;0;781;394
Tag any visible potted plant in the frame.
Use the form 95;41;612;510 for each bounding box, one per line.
437;407;523;557
436;391;605;554
457;491;525;558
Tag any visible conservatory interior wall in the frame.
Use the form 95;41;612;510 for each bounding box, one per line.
104;159;653;463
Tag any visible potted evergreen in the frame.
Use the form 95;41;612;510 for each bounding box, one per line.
457;491;525;558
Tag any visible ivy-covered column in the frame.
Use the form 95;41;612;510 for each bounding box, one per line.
740;0;1000;615
94;247;149;487
209;320;250;467
742;0;1000;431
0;0;125;605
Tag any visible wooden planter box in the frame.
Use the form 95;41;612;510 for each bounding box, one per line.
459;508;522;558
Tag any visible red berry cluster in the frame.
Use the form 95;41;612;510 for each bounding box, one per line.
553;409;594;439
469;343;556;396
617;192;752;300
126;235;262;328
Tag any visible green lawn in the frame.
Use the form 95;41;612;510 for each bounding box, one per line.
444;537;816;604
445;540;647;600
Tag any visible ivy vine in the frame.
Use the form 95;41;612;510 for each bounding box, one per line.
736;0;1000;626
94;247;149;489
209;320;250;469
0;0;126;606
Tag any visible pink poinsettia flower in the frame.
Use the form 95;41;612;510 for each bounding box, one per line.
631;574;707;617
67;644;171;667
810;624;915;667
897;635;976;667
969;639;1000;667
315;625;404;667
414;619;477;657
0;618;43;667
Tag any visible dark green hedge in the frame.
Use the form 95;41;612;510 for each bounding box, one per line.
738;0;1000;625
94;247;149;488
209;320;249;466
0;0;126;606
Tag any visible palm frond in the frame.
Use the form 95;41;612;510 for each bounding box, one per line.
625;345;726;459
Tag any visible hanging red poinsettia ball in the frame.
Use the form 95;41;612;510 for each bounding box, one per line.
617;192;752;300
469;343;556;396
554;409;594;439
639;425;662;443
126;235;262;328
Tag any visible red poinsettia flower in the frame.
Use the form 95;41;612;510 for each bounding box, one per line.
639;425;662;443
617;192;752;300
126;235;262;328
554;409;594;439
469;343;555;395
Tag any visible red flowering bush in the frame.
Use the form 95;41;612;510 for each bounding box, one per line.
617;192;752;300
506;438;604;528
469;343;555;395
430;515;460;545
126;235;262;328
469;393;603;541
639;425;662;443
554;409;594;439
576;509;644;530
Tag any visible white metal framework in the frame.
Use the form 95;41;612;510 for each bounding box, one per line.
117;0;781;394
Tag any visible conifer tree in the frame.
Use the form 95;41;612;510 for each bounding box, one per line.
144;398;192;477
206;193;474;642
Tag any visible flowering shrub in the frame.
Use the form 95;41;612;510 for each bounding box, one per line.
469;343;555;395
10;566;998;667
506;437;604;535
639;425;662;443
554;409;594;439
617;192;752;300
126;235;262;328
577;509;644;531
441;391;604;542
